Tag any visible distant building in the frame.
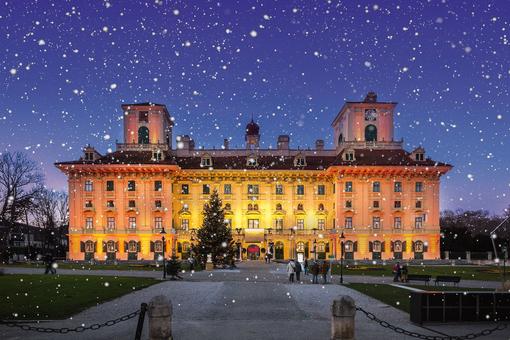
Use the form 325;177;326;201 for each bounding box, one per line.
56;93;451;262
0;222;68;260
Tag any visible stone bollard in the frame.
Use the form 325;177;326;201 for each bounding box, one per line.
466;251;471;263
331;295;356;340
148;295;173;340
487;252;492;261
444;251;449;260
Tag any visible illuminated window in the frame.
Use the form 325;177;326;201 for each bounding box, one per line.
84;240;95;252
248;184;259;194
274;218;284;230
153;149;162;161
415;216;423;229
246;155;258;166
317;219;325;230
248;219;259;228
155;217;163;230
128;240;138;253
128;217;136;230
394;217;402;229
84;180;93;192
106;240;116;252
372;217;381;229
200;155;212;167
394;241;402;252
107;217;115;230
345;217;352;229
85;217;93;230
372;241;382;252
181;219;189;230
297;219;304;230
294;155;306;166
154;240;163;252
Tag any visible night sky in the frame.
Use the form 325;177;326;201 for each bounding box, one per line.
1;1;509;214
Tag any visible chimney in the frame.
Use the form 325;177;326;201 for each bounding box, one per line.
315;139;324;151
277;135;290;150
177;135;195;151
223;139;229;150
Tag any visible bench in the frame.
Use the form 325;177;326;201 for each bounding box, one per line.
434;275;461;286
406;274;431;284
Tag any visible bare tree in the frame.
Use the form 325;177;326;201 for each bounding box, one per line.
31;188;68;256
0;152;43;261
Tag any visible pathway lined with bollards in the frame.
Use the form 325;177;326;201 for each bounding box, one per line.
1;262;508;339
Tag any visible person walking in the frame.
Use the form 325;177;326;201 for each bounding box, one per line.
188;256;195;271
287;259;296;283
321;260;330;284
401;264;408;283
44;253;55;274
393;261;401;282
294;259;302;282
311;260;319;284
304;258;309;276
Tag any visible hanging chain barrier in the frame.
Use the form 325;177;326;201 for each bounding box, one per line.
0;305;142;334
356;306;509;340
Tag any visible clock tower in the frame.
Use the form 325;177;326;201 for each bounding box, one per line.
331;92;397;149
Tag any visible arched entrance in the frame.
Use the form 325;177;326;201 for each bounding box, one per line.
247;244;260;260
275;241;284;260
138;126;150;144
365;124;377;142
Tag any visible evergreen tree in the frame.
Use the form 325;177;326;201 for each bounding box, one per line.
194;190;235;267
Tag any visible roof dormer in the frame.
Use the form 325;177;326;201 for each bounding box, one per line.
342;149;356;162
411;147;425;162
82;145;102;162
200;154;213;167
246;154;258;167
294;153;306;167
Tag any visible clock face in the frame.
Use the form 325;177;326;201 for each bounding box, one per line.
365;108;377;121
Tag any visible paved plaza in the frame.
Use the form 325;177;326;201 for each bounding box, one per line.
1;262;509;339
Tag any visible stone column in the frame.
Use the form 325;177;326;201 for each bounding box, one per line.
487;252;492;261
331;295;356;340
466;251;471;262
148;295;172;340
444;250;449;260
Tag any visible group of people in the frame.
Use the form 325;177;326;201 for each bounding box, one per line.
392;261;408;282
286;258;330;284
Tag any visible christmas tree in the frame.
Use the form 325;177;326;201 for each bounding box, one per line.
194;189;235;267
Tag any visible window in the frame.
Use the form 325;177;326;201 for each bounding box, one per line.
248;219;259;228
154;217;163;230
182;204;189;212
394;241;403;252
415;200;422;209
138;126;149;144
106;240;116;253
85;200;93;208
415;216;423;229
345;217;353;229
202;184;210;195
317;185;325;195
275;184;284;195
345;181;353;192
394;200;401;209
373;201;380;208
415;153;424;161
85;217;93;230
372;217;381;229
106;180;114;191
253;204;259;211
153;149;162;161
154;240;163;252
154;180;162;191
128;217;136;230
225;219;232;228
415;182;423;192
181;184;189;195
127;180;136;191
274;218;284;230
344;150;355;161
200;155;212;167
297;203;304;211
85;240;94;252
224;184;232;194
318;203;324;211
85;180;93;192
394;181;402;192
128;200;136;208
373;181;380;192
85;152;93;161
246;155;258;166
345;200;352;208
414;241;424;252
106;200;115;208
276;203;282;211
181;219;189;230
248;184;259;194
372;241;382;252
155;200;162;208
225;203;231;210
297;219;304;230
139;111;149;123
107;217;115;230
318;219;325;230
294;155;306;166
365;124;377;142
128;241;138;253
394;217;402;229
296;185;305;195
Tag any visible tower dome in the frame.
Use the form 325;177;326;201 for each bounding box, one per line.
245;119;260;135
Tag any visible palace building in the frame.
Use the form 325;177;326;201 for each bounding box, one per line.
56;92;451;262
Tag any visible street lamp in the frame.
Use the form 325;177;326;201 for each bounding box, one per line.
160;227;167;280
340;232;346;284
313;239;317;261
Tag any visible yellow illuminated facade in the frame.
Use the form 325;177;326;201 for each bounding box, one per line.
57;93;451;262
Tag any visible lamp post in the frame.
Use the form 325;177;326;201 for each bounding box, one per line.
313;239;317;261
160;227;167;280
340;232;346;284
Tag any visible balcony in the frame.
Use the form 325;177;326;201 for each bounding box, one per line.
338;140;403;150
105;206;116;212
83;205;95;212
117;142;169;152
153;206;165;212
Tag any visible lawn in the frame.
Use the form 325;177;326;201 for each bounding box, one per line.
331;263;504;281
0;261;202;272
0;274;158;320
346;283;494;314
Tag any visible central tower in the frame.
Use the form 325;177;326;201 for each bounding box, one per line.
245;118;260;149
